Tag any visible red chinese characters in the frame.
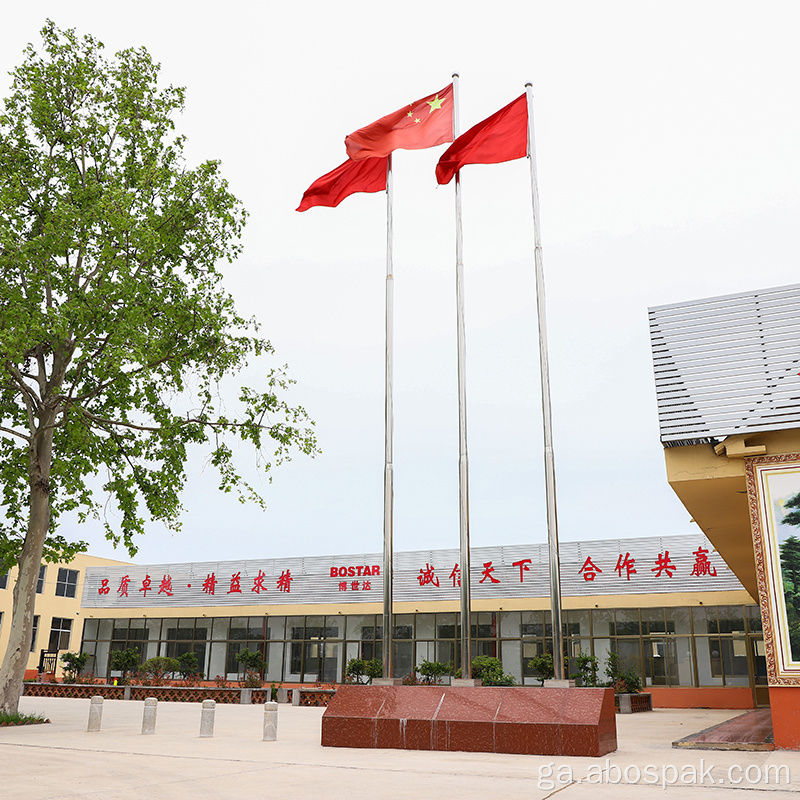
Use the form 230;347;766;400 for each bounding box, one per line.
227;572;242;594
652;551;676;578
139;575;152;597
690;547;717;577
614;553;636;581
98;578;110;595
202;573;217;595
277;569;292;593
479;561;500;584
578;557;602;581
449;563;461;588
512;558;532;583
157;575;173;596
118;575;131;597
417;563;439;587
252;570;268;594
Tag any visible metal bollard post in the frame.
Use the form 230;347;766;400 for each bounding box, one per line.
87;695;104;732
141;697;158;735
199;699;215;738
263;701;278;741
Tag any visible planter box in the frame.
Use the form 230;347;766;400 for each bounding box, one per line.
615;692;653;713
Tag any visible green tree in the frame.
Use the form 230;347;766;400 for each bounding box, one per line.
177;650;200;679
0;22;317;714
109;647;141;683
472;655;516;686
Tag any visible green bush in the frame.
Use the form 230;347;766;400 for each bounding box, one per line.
140;656;181;685
604;651;641;694
109;648;142;683
527;652;554;686
417;660;452;685
177;651;200;679
472;655;516;686
345;657;382;684
59;651;90;682
571;652;599;687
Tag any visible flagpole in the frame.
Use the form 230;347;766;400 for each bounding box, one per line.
382;152;394;679
452;73;472;679
525;83;565;681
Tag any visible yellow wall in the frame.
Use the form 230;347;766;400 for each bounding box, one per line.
0;553;130;677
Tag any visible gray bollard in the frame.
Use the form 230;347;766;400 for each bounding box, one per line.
263;701;278;741
199;699;215;738
291;688;301;706
276;687;289;704
141;697;158;735
87;695;104;732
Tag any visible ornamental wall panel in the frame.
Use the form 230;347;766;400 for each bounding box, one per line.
81;533;743;610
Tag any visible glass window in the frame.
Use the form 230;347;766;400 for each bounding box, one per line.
82;618;99;640
564;609;590;637
31;615;39;652
55;568;79;598
211;617;229;641
0;571;8;590
267;617;285;640
416;614;435;639
324;617;342;639
394;614;413;640
615;609;640;636
521;611;544;638
248;617;266;639
692;606;718;634
48;617;72;650
641;608;666;634
592;609;614;637
229;617;249;640
746;605;763;633
112;621;129;640
473;612;495;639
345;615;373;641
436;613;457;640
97;619;113;640
695;636;725;685
499;611;520;639
717;606;745;635
36;565;46;594
664;607;691;635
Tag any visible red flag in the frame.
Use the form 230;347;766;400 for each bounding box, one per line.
296;157;387;212
435;94;528;185
345;84;454;161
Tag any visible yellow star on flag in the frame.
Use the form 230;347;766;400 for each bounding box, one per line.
427;94;444;113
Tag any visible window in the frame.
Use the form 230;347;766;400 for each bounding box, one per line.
48;617;72;651
0;571;7;590
36;565;46;594
55;568;79;598
30;615;39;652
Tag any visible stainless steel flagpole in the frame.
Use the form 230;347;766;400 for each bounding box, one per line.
453;73;473;679
382;153;394;679
525;83;565;680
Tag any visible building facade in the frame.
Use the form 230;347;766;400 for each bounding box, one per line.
0;532;765;709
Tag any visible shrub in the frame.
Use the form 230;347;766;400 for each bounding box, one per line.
140;656;181;685
59;651;90;682
472;655;516;686
109;648;142;684
571;652;600;687
527;652;554;686
604;651;642;694
417;660;452;685
344;657;382;684
177;651;201;680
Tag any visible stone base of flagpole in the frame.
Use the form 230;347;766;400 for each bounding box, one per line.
372;678;403;686
451;679;482;687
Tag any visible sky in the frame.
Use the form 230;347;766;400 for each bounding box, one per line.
2;2;800;567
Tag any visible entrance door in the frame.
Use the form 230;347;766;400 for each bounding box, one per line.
750;637;769;707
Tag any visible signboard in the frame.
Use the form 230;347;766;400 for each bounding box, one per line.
747;454;800;684
81;534;742;610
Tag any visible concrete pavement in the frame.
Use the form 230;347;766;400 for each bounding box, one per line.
1;696;799;799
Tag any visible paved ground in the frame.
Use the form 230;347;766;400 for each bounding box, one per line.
2;696;799;799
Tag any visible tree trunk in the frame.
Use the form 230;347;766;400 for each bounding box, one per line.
0;426;54;715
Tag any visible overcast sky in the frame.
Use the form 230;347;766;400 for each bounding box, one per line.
3;2;799;566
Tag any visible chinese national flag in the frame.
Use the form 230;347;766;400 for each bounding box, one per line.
345;84;454;161
296;156;387;212
435;94;528;185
